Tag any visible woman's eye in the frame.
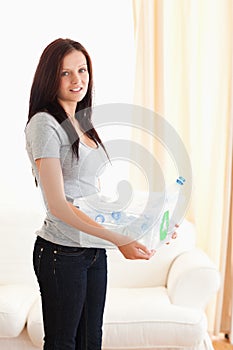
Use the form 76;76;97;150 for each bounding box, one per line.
79;68;87;73
61;71;69;76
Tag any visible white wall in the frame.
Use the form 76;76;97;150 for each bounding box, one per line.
0;0;135;215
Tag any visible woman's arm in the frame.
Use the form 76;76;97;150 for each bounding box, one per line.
36;158;154;260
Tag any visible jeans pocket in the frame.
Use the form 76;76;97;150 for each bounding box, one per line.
33;243;44;278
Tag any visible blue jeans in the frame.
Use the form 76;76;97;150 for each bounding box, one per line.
33;236;107;350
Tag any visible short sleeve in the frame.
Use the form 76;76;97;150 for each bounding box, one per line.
25;113;62;160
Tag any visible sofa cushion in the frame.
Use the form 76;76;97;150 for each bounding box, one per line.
27;296;44;348
26;277;209;349
0;328;40;350
0;284;38;337
102;286;207;349
26;287;207;349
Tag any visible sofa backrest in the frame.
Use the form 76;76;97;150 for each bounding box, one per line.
0;210;196;289
0;210;43;287
106;219;196;288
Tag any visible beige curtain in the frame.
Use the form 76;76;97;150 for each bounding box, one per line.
132;0;233;338
220;162;233;341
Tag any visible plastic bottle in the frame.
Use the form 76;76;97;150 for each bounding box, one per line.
157;176;186;246
95;210;123;224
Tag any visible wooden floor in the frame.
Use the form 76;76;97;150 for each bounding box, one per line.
212;338;233;350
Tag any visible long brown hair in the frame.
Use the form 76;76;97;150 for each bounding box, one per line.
27;38;108;160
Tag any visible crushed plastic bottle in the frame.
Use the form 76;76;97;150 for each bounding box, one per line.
141;176;186;249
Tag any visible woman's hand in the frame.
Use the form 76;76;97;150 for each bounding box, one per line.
172;224;179;239
166;224;179;244
118;240;155;260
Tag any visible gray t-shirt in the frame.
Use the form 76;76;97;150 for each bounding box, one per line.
25;112;109;247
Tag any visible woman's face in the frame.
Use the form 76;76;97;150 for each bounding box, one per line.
57;50;89;109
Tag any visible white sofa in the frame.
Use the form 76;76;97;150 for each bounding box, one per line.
0;209;220;350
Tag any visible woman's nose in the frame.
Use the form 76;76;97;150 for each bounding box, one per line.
72;72;81;84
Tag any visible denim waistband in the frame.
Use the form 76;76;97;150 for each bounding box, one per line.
35;235;83;250
35;235;106;251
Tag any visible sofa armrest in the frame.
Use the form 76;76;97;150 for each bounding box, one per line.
167;248;221;309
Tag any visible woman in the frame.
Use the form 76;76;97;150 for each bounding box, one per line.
25;38;154;350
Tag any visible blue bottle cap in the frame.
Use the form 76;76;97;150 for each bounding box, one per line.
176;176;186;186
95;214;105;223
111;211;121;221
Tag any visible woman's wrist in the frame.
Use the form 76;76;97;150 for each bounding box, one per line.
106;229;134;247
